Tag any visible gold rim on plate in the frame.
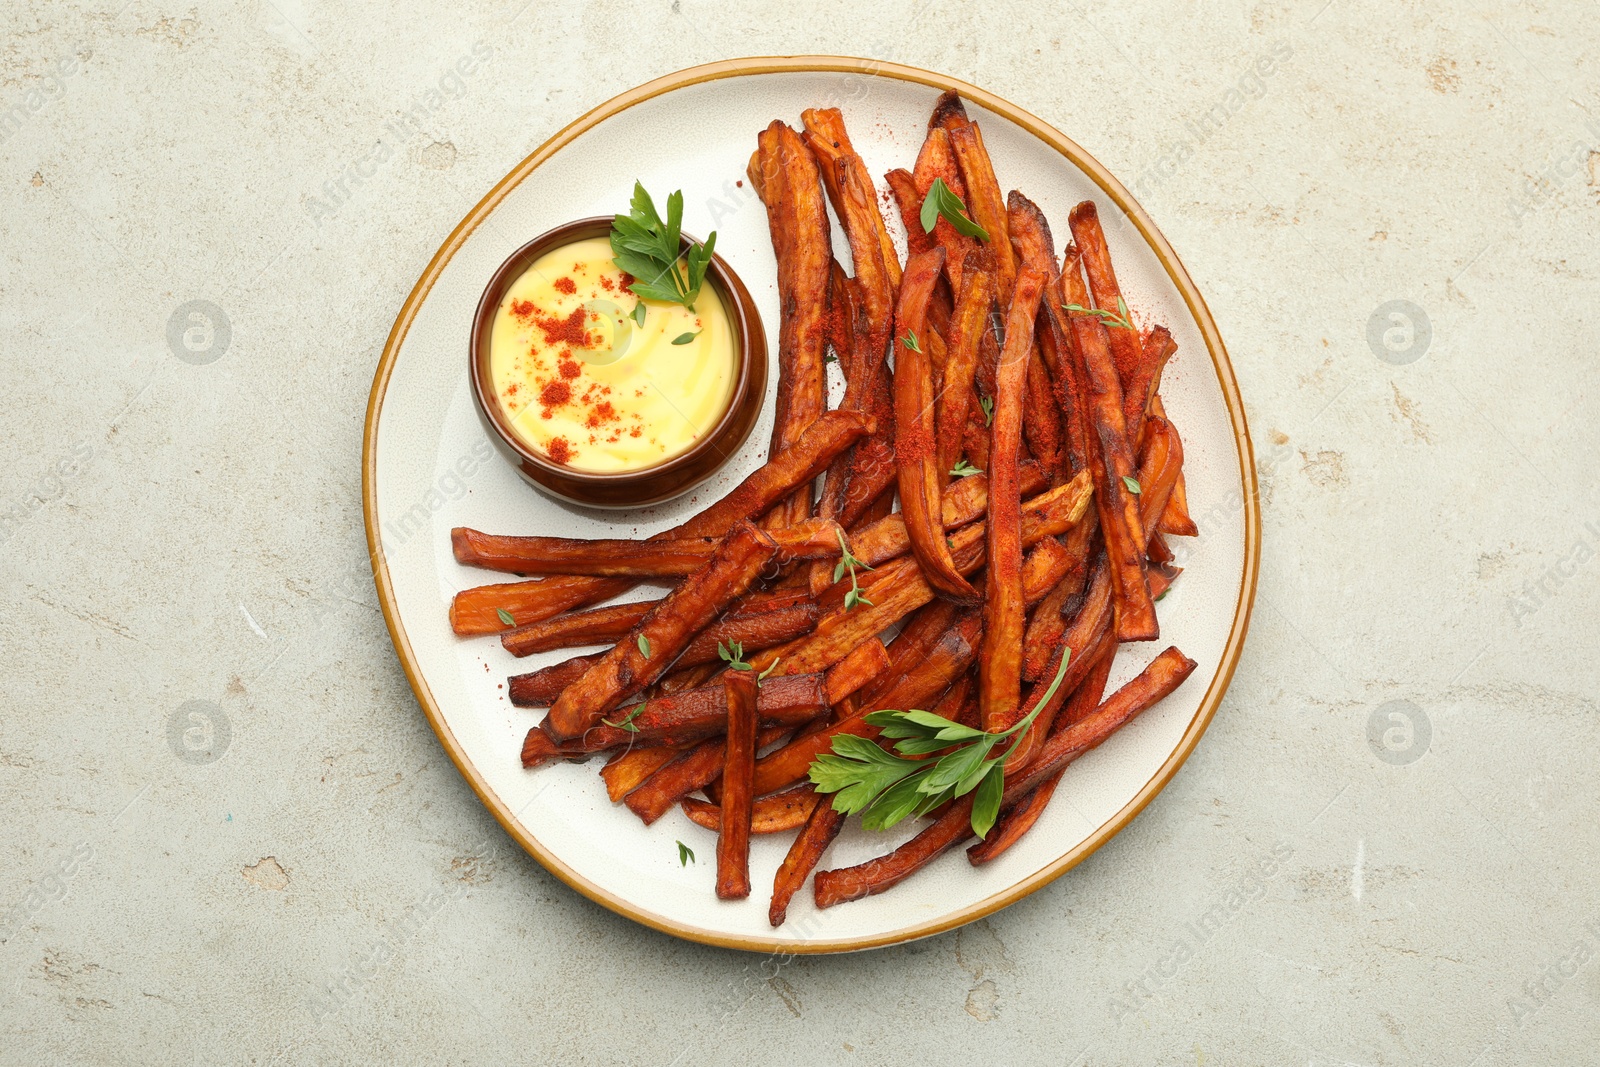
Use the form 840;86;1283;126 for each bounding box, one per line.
362;55;1261;954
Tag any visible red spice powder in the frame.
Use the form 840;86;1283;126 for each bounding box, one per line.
585;400;618;430
545;437;572;465
598;275;616;292
535;306;591;348
552;277;577;295
539;380;571;409
558;359;581;379
510;298;535;319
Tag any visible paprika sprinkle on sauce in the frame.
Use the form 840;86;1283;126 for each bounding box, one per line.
486;236;735;473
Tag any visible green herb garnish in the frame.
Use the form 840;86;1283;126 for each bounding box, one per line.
901;330;923;354
950;459;982;478
637;634;652;657
671;331;698;345
602;702;646;732
677;840;695;866
979;394;994;426
609;181;717;310
1063;296;1133;331
496;608;516;627
919;177;989;241
808;652;1071;838
832;529;874;612
1122;475;1142;495
631;302;647;327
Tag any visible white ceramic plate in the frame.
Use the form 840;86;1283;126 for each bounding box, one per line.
364;58;1259;953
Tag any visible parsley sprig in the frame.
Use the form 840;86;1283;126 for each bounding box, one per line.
808;652;1071;839
832;529;873;612
1063;296;1133;331
602;701;646;732
718;639;779;681
609;181;717;311
919;177;990;241
950;459;982;478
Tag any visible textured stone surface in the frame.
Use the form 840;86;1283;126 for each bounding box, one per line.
2;2;1598;1064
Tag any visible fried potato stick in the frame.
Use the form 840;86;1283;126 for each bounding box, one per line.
715;670;758;899
752;121;832;526
682;783;819;835
980;266;1047;731
894;246;980;602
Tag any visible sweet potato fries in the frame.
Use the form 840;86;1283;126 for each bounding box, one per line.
445;91;1205;925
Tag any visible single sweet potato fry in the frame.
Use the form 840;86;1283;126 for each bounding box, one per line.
1068;200;1142;394
502;587;813;658
979;266;1047;731
1136;415;1184;540
1148;395;1199;537
1124;325;1177;447
895;246;980;603
546;522;779;740
716;670;758;899
509;653;602;708
802;107;901;290
947;122;1015;298
509;602;818;705
885;167;934;257
824;637;891;705
769;795;845;927
935;258;996;478
459;518;840;581
527;673;828;760
753;121;832;527
500;600;653;656
813;796;976;909
682;783;819;835
1070;311;1157;642
601;744;683;802
450;576;634;637
912;127;978;295
1003;647;1197;802
1020;537;1074;608
968;642;1115;864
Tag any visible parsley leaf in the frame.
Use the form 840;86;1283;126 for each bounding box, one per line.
496;608;515;627
919;177;990;241
677;840;695;866
808;651;1073;838
1122;475;1142;495
637;634;652;657
609;181;717;310
950;459;982;478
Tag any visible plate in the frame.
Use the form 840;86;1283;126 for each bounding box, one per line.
363;57;1259;953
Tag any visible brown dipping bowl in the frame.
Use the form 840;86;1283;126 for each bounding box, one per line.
470;217;767;509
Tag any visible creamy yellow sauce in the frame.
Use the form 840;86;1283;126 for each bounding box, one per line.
488;236;735;473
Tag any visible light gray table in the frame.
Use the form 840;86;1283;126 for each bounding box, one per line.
3;2;1596;1063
